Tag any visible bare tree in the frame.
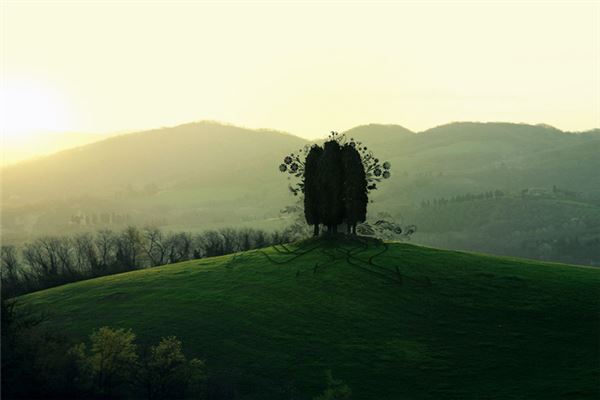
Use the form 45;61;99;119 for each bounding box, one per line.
96;229;117;270
74;233;99;273
165;232;193;264
116;226;144;269
220;228;240;254
54;237;75;276
22;237;75;282
1;245;20;295
144;227;167;267
196;231;224;258
23;238;54;278
254;229;268;249
1;245;19;277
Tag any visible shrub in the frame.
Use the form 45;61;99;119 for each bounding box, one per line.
83;326;139;396
138;336;206;400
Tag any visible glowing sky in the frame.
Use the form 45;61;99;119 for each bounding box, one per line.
1;1;599;146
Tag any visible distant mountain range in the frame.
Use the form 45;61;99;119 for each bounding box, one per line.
2;121;599;265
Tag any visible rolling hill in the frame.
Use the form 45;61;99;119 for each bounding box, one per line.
1;121;306;202
1;121;308;242
19;238;600;399
2;121;600;265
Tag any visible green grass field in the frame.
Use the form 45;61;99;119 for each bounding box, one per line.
20;237;600;399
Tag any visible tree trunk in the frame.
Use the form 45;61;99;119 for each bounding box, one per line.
313;224;320;237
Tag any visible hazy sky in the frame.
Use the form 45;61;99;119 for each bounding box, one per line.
1;1;599;144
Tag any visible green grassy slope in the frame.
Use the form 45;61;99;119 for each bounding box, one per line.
20;238;600;399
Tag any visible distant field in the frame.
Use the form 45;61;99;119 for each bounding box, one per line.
20;238;600;399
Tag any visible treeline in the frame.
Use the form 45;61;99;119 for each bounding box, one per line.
420;190;505;208
1;226;294;297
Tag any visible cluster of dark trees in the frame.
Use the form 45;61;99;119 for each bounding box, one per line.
1;226;294;297
303;140;369;235
280;132;391;236
1;301;205;400
420;190;505;208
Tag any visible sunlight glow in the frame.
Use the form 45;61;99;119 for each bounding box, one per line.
0;79;74;142
1;1;598;158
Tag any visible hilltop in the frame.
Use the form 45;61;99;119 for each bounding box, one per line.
20;238;600;399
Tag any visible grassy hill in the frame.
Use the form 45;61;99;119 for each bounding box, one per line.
19;238;600;399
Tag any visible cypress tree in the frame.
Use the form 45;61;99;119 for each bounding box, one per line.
318;140;344;233
303;145;323;236
341;144;367;234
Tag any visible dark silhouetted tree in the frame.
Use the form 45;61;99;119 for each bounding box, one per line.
279;131;392;236
116;226;143;269
304;145;324;236
318;140;344;233
1;245;20;296
341;144;367;234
